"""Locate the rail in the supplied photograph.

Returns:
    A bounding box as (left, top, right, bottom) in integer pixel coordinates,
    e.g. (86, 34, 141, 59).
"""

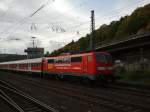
(0, 80, 58, 112)
(11, 76, 150, 112)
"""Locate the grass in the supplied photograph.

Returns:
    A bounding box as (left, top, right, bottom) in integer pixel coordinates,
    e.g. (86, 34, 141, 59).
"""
(115, 67, 150, 85)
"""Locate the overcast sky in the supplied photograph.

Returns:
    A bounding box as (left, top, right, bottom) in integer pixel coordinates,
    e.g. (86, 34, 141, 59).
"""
(0, 0, 149, 54)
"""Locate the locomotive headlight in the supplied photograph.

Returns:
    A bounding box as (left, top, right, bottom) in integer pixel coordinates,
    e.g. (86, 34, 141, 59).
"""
(97, 67, 106, 70)
(108, 67, 113, 70)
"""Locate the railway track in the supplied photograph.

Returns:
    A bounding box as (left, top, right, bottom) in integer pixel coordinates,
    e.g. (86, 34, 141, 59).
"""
(5, 76, 150, 112)
(0, 80, 58, 112)
(15, 75, 150, 99)
(109, 84, 150, 98)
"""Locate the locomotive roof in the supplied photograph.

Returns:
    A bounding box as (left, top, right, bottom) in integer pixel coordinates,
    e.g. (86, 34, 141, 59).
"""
(45, 52, 93, 59)
(46, 51, 109, 59)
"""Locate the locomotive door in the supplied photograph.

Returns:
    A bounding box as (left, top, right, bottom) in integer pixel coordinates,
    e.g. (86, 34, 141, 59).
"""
(83, 57, 88, 73)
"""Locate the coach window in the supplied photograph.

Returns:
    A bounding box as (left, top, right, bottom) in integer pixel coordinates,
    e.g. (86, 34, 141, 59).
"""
(64, 58, 71, 63)
(71, 57, 82, 62)
(38, 63, 41, 67)
(48, 59, 54, 63)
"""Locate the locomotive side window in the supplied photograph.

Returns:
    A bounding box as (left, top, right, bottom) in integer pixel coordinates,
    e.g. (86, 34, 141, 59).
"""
(71, 57, 82, 62)
(55, 58, 64, 63)
(48, 59, 54, 63)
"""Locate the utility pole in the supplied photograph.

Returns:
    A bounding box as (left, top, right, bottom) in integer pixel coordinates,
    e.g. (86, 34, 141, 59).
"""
(90, 10, 95, 51)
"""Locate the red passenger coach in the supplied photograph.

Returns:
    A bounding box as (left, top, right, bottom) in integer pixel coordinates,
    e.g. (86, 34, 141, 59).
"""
(0, 51, 115, 82)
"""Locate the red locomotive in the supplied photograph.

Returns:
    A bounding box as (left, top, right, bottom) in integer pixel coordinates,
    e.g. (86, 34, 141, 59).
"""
(0, 51, 114, 82)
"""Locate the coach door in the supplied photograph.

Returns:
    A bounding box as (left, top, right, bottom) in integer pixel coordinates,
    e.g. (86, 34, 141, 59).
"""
(83, 56, 88, 73)
(28, 63, 31, 71)
(41, 58, 45, 77)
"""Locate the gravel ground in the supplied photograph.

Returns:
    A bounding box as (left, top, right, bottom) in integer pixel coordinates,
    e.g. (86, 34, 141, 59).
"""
(0, 98, 17, 112)
(0, 71, 111, 112)
(0, 71, 150, 112)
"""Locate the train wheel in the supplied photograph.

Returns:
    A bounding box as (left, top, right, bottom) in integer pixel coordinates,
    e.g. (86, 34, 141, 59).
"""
(59, 74, 64, 80)
(55, 74, 59, 80)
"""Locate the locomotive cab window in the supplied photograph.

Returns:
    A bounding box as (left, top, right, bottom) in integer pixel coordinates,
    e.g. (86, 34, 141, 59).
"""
(71, 57, 82, 62)
(96, 53, 112, 63)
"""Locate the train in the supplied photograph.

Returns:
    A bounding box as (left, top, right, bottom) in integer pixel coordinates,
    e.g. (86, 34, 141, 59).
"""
(0, 51, 115, 82)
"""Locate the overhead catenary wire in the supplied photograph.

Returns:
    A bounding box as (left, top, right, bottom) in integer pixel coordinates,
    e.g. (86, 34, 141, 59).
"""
(0, 0, 54, 38)
(0, 0, 143, 36)
(0, 0, 149, 41)
(0, 0, 90, 36)
(29, 4, 46, 17)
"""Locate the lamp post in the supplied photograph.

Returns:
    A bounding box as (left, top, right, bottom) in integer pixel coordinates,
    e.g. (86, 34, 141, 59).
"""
(31, 37, 36, 48)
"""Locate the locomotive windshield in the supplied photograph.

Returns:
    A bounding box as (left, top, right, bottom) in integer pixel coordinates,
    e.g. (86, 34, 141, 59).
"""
(95, 53, 112, 63)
